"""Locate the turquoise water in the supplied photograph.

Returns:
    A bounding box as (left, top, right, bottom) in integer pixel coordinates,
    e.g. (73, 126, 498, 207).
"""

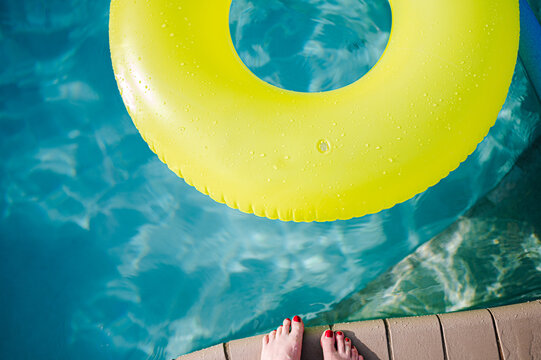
(230, 0, 391, 92)
(1, 0, 540, 359)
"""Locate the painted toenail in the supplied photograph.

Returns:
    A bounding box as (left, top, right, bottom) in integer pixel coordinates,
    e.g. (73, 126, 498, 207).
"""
(345, 338, 350, 342)
(293, 315, 301, 322)
(325, 330, 333, 338)
(285, 318, 291, 322)
(336, 331, 343, 336)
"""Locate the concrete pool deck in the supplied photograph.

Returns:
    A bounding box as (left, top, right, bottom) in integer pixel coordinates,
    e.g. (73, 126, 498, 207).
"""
(176, 300, 541, 360)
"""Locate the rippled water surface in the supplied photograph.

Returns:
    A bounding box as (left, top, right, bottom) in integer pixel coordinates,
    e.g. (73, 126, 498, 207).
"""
(1, 0, 541, 359)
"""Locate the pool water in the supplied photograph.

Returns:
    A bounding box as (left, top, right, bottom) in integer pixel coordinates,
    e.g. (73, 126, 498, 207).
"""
(320, 136, 541, 323)
(230, 0, 391, 92)
(1, 0, 540, 359)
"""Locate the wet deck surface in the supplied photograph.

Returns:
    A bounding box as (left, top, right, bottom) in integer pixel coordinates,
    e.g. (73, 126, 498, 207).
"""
(176, 300, 541, 360)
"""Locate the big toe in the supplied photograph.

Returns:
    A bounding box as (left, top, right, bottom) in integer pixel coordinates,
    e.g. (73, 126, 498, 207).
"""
(320, 329, 336, 356)
(291, 315, 304, 337)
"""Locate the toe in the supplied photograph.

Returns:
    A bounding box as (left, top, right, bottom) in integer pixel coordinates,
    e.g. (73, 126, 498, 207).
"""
(269, 330, 276, 341)
(359, 355, 364, 360)
(344, 337, 351, 356)
(335, 331, 345, 354)
(291, 315, 304, 338)
(320, 329, 336, 356)
(283, 318, 291, 335)
(351, 345, 358, 359)
(277, 325, 283, 336)
(262, 334, 269, 346)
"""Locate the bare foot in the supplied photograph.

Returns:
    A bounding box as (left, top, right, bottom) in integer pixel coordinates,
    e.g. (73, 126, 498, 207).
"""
(261, 316, 304, 360)
(321, 330, 364, 360)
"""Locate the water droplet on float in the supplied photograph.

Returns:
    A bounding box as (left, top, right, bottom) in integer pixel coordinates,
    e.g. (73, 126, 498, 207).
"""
(317, 139, 331, 154)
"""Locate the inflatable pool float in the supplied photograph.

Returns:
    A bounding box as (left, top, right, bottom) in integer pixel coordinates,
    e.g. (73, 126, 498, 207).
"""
(109, 0, 519, 222)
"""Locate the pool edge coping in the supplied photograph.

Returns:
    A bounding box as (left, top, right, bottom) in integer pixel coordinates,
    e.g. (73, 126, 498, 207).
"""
(175, 299, 541, 360)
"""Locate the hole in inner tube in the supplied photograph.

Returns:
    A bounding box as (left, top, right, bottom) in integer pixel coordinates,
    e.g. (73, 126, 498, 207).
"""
(229, 0, 392, 93)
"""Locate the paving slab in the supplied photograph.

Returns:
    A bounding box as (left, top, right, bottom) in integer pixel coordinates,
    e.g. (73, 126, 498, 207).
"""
(300, 325, 329, 360)
(386, 315, 444, 360)
(490, 301, 541, 360)
(175, 344, 226, 360)
(227, 325, 329, 360)
(228, 333, 265, 360)
(439, 309, 499, 360)
(334, 319, 390, 360)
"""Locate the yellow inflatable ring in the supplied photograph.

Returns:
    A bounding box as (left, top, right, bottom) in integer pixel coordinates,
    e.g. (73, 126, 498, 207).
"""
(109, 0, 519, 222)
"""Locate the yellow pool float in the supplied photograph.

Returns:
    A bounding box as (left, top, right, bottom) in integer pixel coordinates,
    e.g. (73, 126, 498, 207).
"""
(109, 0, 519, 222)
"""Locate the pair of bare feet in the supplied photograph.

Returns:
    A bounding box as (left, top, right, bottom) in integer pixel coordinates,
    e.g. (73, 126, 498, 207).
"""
(261, 316, 364, 360)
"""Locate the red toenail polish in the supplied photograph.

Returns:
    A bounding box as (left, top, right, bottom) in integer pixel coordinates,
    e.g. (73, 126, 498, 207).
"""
(285, 318, 291, 322)
(293, 315, 301, 322)
(325, 330, 333, 338)
(345, 338, 350, 342)
(336, 331, 343, 336)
